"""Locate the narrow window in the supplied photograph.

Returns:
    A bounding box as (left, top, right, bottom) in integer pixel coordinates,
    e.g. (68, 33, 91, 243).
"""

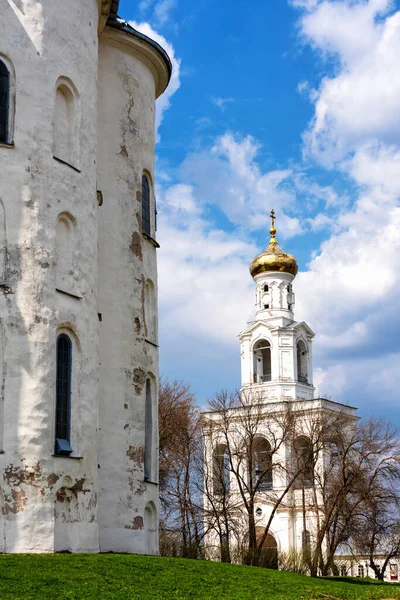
(55, 334, 73, 455)
(213, 444, 230, 495)
(53, 78, 80, 168)
(294, 436, 314, 488)
(302, 529, 311, 551)
(253, 339, 271, 383)
(144, 378, 153, 481)
(142, 175, 151, 237)
(357, 565, 364, 578)
(252, 437, 273, 490)
(297, 340, 308, 384)
(263, 284, 269, 292)
(0, 60, 9, 143)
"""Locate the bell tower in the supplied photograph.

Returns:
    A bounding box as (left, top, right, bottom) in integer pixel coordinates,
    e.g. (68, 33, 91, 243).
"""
(239, 211, 315, 402)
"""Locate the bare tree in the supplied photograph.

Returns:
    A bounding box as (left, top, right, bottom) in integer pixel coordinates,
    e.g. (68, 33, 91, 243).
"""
(159, 378, 204, 558)
(303, 415, 400, 576)
(202, 389, 315, 568)
(349, 420, 400, 580)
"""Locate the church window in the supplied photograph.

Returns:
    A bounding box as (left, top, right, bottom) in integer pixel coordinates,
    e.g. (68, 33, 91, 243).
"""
(253, 339, 271, 383)
(252, 437, 272, 490)
(55, 334, 73, 455)
(144, 378, 154, 481)
(144, 279, 157, 342)
(56, 212, 76, 291)
(297, 340, 308, 384)
(142, 174, 151, 237)
(330, 441, 340, 472)
(294, 436, 314, 488)
(302, 529, 311, 551)
(213, 444, 230, 495)
(263, 284, 269, 292)
(0, 60, 9, 143)
(53, 78, 80, 168)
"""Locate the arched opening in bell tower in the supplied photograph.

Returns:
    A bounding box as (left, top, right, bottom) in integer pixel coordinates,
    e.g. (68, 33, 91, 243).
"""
(253, 339, 271, 383)
(296, 339, 308, 384)
(252, 436, 273, 490)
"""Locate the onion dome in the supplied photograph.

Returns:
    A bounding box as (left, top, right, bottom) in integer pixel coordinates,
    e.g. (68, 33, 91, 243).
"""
(250, 210, 298, 279)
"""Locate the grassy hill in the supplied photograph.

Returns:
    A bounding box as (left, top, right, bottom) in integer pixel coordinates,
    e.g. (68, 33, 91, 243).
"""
(0, 554, 399, 600)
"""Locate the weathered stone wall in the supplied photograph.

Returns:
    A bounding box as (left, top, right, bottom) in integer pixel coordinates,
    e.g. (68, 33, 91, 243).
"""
(0, 0, 100, 552)
(96, 28, 159, 554)
(0, 1, 167, 554)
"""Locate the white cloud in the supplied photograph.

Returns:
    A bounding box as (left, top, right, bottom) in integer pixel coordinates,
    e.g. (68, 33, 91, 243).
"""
(212, 96, 235, 112)
(157, 182, 256, 344)
(297, 1, 400, 164)
(138, 0, 177, 26)
(129, 22, 181, 139)
(154, 0, 177, 25)
(181, 132, 298, 233)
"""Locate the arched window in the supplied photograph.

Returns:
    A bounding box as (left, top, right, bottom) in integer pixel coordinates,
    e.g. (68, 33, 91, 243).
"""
(0, 60, 9, 143)
(55, 334, 73, 455)
(53, 78, 79, 168)
(253, 339, 271, 383)
(144, 378, 153, 481)
(252, 437, 273, 490)
(294, 436, 314, 488)
(56, 212, 76, 291)
(297, 340, 308, 384)
(144, 279, 157, 342)
(213, 444, 230, 495)
(142, 175, 151, 237)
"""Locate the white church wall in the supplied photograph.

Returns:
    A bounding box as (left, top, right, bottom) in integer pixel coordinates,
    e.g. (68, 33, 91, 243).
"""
(96, 27, 161, 554)
(0, 0, 100, 553)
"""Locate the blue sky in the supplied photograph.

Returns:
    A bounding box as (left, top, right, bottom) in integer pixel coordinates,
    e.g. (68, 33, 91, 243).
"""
(119, 0, 400, 423)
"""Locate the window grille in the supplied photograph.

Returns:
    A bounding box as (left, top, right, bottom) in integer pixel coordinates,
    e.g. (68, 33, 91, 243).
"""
(142, 175, 151, 237)
(0, 61, 9, 143)
(55, 334, 72, 455)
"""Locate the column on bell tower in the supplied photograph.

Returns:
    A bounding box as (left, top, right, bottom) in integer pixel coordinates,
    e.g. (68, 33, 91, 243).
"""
(239, 211, 315, 402)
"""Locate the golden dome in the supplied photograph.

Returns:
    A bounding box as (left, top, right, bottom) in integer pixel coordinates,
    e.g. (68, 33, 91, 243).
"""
(250, 210, 298, 279)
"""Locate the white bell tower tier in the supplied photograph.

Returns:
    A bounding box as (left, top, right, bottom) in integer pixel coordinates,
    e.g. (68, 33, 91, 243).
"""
(239, 211, 315, 402)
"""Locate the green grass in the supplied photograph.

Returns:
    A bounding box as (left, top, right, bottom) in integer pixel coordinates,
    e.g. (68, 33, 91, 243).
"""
(0, 554, 399, 600)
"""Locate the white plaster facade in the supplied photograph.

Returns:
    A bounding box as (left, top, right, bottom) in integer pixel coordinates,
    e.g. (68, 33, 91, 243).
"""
(0, 0, 171, 553)
(202, 224, 358, 564)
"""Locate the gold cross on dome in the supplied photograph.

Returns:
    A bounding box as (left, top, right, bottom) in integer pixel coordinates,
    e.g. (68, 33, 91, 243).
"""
(270, 209, 275, 230)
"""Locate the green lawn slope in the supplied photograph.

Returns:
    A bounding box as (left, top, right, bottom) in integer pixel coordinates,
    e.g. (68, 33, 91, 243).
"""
(0, 554, 399, 600)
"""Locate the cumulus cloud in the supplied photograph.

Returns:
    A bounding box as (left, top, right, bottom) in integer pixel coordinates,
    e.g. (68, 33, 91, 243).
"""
(129, 22, 181, 139)
(156, 181, 256, 345)
(149, 0, 400, 413)
(296, 0, 400, 164)
(181, 132, 298, 233)
(138, 0, 177, 26)
(289, 0, 400, 412)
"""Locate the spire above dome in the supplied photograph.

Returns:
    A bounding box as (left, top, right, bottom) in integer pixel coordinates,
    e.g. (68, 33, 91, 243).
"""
(249, 210, 298, 279)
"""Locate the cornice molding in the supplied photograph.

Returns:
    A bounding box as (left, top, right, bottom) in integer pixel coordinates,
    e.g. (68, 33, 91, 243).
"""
(100, 26, 171, 98)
